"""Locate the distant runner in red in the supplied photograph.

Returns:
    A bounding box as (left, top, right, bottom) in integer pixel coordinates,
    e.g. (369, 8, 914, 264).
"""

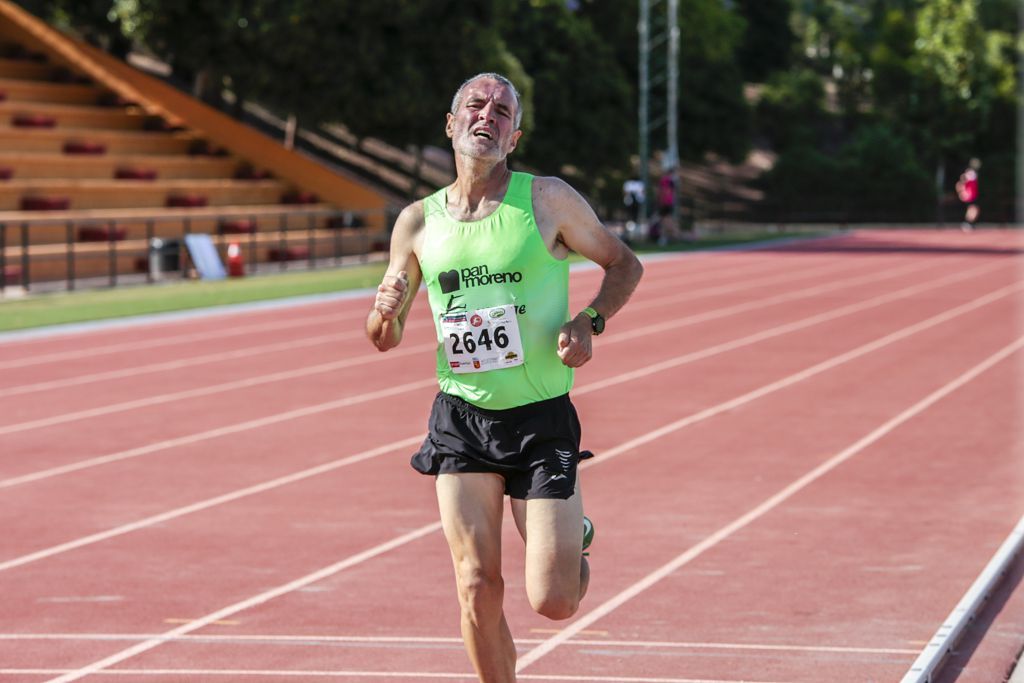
(956, 158, 981, 231)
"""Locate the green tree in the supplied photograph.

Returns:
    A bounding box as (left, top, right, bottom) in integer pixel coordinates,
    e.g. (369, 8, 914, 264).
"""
(755, 68, 828, 150)
(497, 0, 633, 196)
(759, 124, 935, 222)
(734, 0, 796, 82)
(580, 0, 752, 164)
(780, 0, 1018, 220)
(15, 0, 131, 56)
(126, 0, 530, 195)
(677, 0, 750, 162)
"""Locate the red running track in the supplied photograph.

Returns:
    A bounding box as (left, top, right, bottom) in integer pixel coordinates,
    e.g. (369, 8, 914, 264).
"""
(0, 229, 1021, 682)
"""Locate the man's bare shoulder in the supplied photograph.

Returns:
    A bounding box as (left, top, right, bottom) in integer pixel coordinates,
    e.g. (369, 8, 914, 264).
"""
(395, 200, 426, 232)
(532, 175, 599, 225)
(532, 175, 579, 204)
(391, 200, 427, 252)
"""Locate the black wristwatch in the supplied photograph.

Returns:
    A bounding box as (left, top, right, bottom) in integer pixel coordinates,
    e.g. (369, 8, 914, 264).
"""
(582, 307, 605, 335)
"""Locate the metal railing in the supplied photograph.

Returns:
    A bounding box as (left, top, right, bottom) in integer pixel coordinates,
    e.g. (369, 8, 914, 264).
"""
(0, 206, 393, 294)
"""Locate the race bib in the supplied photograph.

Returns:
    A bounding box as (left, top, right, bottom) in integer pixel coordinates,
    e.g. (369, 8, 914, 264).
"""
(441, 304, 524, 374)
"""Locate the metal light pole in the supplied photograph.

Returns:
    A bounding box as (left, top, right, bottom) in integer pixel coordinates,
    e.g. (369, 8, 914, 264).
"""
(638, 0, 650, 230)
(638, 0, 680, 236)
(667, 0, 680, 230)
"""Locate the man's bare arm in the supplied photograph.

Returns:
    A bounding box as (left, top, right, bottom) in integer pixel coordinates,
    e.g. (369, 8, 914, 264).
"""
(534, 177, 643, 367)
(366, 202, 424, 352)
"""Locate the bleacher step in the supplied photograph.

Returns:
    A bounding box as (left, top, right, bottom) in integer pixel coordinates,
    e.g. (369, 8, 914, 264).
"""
(0, 178, 290, 210)
(0, 152, 240, 179)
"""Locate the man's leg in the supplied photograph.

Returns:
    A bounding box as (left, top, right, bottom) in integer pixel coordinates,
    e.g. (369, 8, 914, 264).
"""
(436, 472, 517, 682)
(510, 484, 589, 620)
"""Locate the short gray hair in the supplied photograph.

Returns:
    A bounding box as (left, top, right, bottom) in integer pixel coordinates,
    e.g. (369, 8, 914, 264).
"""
(450, 72, 523, 129)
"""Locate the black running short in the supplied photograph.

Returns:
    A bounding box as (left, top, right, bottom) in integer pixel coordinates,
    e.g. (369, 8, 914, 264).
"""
(410, 392, 593, 500)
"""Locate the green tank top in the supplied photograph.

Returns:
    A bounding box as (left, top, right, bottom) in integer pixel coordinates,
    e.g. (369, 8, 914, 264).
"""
(419, 172, 573, 409)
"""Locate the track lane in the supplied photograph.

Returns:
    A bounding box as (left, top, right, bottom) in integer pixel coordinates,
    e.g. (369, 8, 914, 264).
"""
(518, 331, 1022, 681)
(0, 252, 989, 474)
(0, 251, 886, 417)
(1, 230, 1019, 680)
(75, 274, 1019, 679)
(0, 237, 1015, 675)
(0, 257, 1013, 562)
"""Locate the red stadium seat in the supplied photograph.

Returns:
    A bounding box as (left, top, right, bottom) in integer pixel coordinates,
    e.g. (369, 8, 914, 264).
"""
(20, 196, 71, 211)
(165, 193, 208, 208)
(234, 165, 273, 180)
(3, 264, 22, 284)
(77, 224, 126, 242)
(114, 167, 158, 180)
(12, 113, 56, 128)
(63, 140, 107, 155)
(281, 190, 318, 205)
(219, 218, 257, 234)
(267, 246, 309, 262)
(96, 92, 136, 108)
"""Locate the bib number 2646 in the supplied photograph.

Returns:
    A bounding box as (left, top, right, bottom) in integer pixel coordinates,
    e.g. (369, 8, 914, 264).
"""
(441, 304, 524, 374)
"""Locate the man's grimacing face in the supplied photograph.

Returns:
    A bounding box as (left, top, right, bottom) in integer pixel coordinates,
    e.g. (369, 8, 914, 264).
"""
(446, 77, 522, 161)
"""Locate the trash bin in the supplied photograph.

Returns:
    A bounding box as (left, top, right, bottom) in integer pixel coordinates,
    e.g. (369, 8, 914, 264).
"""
(149, 238, 181, 280)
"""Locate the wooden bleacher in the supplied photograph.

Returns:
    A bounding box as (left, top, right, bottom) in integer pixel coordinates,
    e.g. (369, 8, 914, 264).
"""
(0, 0, 393, 290)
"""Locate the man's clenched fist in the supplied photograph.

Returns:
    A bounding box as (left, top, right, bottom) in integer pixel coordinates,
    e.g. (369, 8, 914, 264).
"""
(375, 271, 409, 320)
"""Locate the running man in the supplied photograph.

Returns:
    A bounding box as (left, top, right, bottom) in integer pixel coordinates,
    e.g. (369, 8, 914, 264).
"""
(366, 72, 643, 681)
(956, 158, 981, 231)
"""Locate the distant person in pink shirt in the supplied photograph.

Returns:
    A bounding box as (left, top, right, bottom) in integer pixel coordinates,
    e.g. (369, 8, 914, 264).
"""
(956, 158, 981, 231)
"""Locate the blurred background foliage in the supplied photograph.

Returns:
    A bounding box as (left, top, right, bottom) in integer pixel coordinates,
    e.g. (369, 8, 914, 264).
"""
(16, 0, 1020, 223)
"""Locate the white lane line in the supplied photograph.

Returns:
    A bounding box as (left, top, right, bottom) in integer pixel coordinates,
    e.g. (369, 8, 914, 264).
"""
(0, 311, 346, 370)
(0, 256, 951, 434)
(622, 254, 919, 315)
(0, 329, 357, 398)
(32, 283, 1021, 679)
(0, 435, 426, 572)
(0, 632, 918, 654)
(0, 260, 1006, 490)
(901, 512, 1024, 683)
(0, 256, 858, 398)
(516, 334, 1024, 673)
(15, 671, 788, 683)
(0, 342, 433, 437)
(578, 261, 1012, 393)
(0, 377, 436, 490)
(40, 522, 446, 683)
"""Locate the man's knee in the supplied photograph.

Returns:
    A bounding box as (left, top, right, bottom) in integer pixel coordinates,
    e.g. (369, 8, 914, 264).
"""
(456, 564, 505, 625)
(530, 589, 580, 621)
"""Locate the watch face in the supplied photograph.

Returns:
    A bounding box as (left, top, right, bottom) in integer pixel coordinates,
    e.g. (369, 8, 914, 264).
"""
(592, 315, 605, 335)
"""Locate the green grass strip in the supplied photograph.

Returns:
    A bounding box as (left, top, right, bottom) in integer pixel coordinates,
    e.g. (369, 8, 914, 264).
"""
(0, 231, 819, 333)
(0, 263, 388, 332)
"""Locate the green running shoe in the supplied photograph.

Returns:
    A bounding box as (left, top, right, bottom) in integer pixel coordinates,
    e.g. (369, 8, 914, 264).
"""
(582, 515, 594, 556)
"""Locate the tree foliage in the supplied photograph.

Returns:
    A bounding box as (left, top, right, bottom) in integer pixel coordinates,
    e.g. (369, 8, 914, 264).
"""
(496, 0, 632, 191)
(733, 0, 796, 82)
(770, 0, 1018, 220)
(16, 0, 1017, 221)
(759, 125, 936, 222)
(677, 0, 751, 162)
